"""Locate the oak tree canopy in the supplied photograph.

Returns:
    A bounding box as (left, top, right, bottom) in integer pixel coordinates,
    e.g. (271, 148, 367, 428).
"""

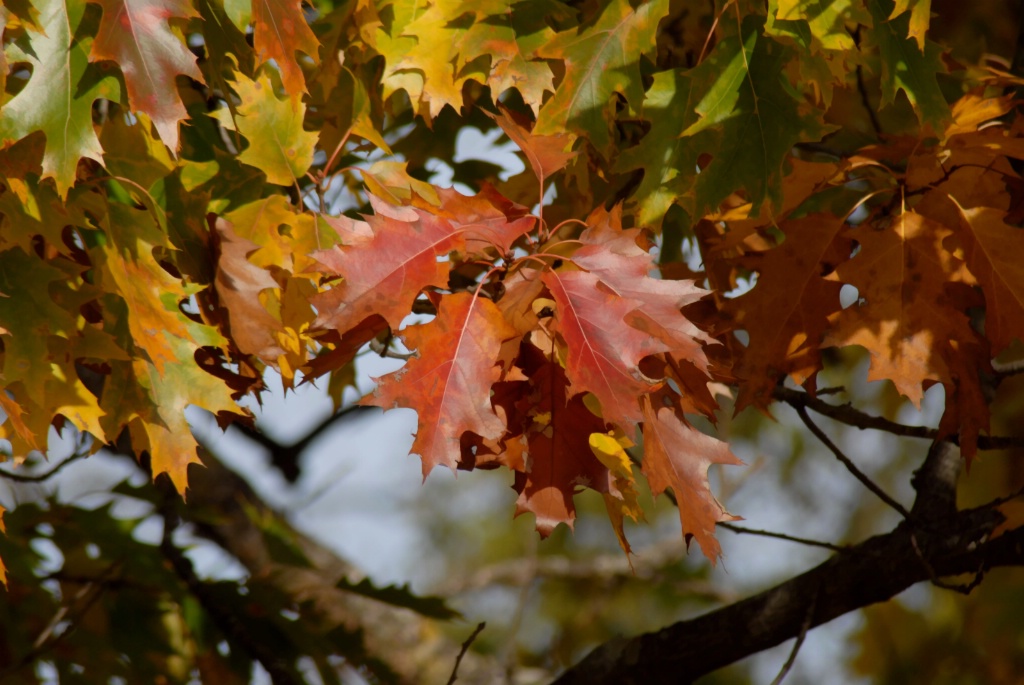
(2, 0, 1024, 682)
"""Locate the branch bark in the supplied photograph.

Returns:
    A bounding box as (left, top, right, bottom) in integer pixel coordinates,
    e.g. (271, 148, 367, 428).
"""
(552, 506, 1016, 684)
(552, 438, 1012, 685)
(176, 447, 503, 684)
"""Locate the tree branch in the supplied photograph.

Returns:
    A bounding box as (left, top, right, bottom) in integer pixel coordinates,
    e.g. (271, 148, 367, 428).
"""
(794, 405, 911, 518)
(775, 387, 1024, 451)
(157, 483, 303, 685)
(230, 404, 372, 482)
(171, 446, 502, 684)
(551, 503, 1014, 684)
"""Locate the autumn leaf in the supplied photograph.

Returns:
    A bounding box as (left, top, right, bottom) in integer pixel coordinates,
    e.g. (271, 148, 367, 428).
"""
(213, 217, 286, 362)
(640, 397, 743, 562)
(430, 184, 536, 255)
(88, 0, 204, 150)
(252, 0, 320, 97)
(364, 293, 517, 475)
(489, 107, 577, 188)
(571, 205, 714, 369)
(0, 0, 120, 197)
(534, 0, 669, 155)
(456, 0, 561, 113)
(889, 0, 931, 51)
(217, 71, 319, 187)
(589, 430, 644, 555)
(514, 358, 610, 535)
(825, 209, 977, 407)
(727, 213, 851, 409)
(542, 267, 663, 430)
(391, 0, 478, 118)
(952, 204, 1024, 353)
(311, 200, 462, 334)
(0, 249, 107, 452)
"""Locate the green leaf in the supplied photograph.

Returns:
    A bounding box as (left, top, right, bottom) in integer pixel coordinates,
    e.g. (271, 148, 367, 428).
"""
(690, 17, 830, 214)
(615, 68, 706, 229)
(534, 0, 670, 155)
(866, 0, 949, 129)
(0, 0, 120, 197)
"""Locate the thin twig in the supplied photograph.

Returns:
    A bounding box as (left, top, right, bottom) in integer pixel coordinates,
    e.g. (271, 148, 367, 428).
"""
(769, 584, 818, 685)
(775, 386, 1024, 451)
(718, 523, 851, 553)
(856, 64, 883, 136)
(794, 405, 912, 518)
(0, 567, 113, 679)
(447, 622, 486, 685)
(0, 451, 88, 483)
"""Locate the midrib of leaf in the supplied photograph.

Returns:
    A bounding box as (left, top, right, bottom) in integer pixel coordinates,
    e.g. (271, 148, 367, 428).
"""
(268, 118, 298, 185)
(119, 2, 158, 92)
(257, 0, 286, 53)
(547, 271, 618, 392)
(433, 295, 479, 454)
(735, 7, 769, 206)
(561, 9, 636, 124)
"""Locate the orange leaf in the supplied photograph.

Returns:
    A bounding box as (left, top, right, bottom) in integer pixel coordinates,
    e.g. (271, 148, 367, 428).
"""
(364, 293, 518, 476)
(252, 0, 320, 98)
(488, 107, 577, 186)
(312, 200, 462, 334)
(641, 397, 743, 563)
(542, 268, 662, 430)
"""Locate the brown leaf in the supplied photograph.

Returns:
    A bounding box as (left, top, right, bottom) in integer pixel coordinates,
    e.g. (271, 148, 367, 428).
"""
(952, 204, 1024, 353)
(514, 360, 609, 536)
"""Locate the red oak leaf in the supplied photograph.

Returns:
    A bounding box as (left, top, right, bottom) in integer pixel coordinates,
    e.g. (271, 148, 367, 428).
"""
(514, 359, 610, 535)
(252, 0, 320, 98)
(542, 268, 663, 430)
(641, 396, 743, 563)
(429, 184, 536, 255)
(572, 205, 714, 370)
(312, 201, 462, 334)
(213, 217, 284, 362)
(488, 107, 577, 186)
(89, 0, 204, 150)
(363, 293, 518, 476)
